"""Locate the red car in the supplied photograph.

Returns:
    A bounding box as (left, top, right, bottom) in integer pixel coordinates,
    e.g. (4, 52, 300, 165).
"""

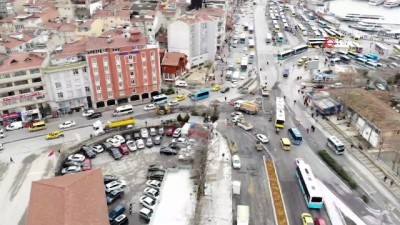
(166, 127, 176, 136)
(119, 144, 130, 155)
(82, 159, 91, 171)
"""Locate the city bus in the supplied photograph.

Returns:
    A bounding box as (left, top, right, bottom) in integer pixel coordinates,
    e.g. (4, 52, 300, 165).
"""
(277, 49, 294, 60)
(274, 25, 280, 33)
(296, 162, 324, 209)
(191, 89, 209, 101)
(393, 44, 400, 53)
(364, 53, 378, 61)
(248, 39, 255, 50)
(324, 29, 336, 38)
(28, 121, 46, 132)
(347, 51, 360, 59)
(355, 57, 368, 66)
(152, 94, 168, 105)
(354, 34, 361, 43)
(352, 42, 363, 53)
(293, 44, 308, 55)
(276, 32, 284, 43)
(297, 24, 306, 32)
(307, 41, 325, 48)
(275, 97, 285, 128)
(288, 127, 303, 145)
(340, 55, 351, 64)
(330, 29, 344, 39)
(318, 29, 328, 39)
(289, 6, 296, 17)
(365, 61, 378, 69)
(327, 136, 345, 154)
(240, 56, 248, 72)
(240, 33, 246, 44)
(317, 20, 327, 28)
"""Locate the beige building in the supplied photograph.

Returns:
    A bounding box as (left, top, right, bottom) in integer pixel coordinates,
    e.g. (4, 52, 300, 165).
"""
(75, 19, 104, 38)
(93, 9, 131, 31)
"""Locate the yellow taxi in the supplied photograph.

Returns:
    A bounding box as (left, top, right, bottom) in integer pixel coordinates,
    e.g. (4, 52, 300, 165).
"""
(280, 138, 291, 151)
(301, 213, 314, 225)
(174, 94, 186, 101)
(46, 130, 64, 140)
(236, 59, 241, 64)
(211, 84, 222, 91)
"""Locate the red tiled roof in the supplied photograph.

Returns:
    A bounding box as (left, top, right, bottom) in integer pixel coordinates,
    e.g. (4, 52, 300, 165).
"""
(94, 9, 131, 18)
(85, 35, 148, 51)
(0, 15, 15, 23)
(26, 169, 109, 225)
(162, 52, 186, 66)
(0, 52, 44, 72)
(52, 39, 88, 59)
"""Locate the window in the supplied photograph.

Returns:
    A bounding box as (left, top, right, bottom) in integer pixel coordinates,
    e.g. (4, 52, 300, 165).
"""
(82, 67, 87, 72)
(143, 69, 147, 75)
(141, 53, 146, 61)
(144, 77, 148, 84)
(97, 94, 102, 100)
(128, 55, 133, 59)
(129, 64, 134, 69)
(76, 89, 83, 96)
(132, 88, 136, 93)
(95, 76, 100, 82)
(103, 57, 108, 64)
(151, 59, 155, 65)
(104, 66, 109, 72)
(108, 92, 113, 98)
(119, 90, 125, 96)
(118, 73, 122, 78)
(96, 85, 101, 91)
(130, 79, 135, 85)
(57, 92, 63, 98)
(30, 69, 40, 74)
(117, 65, 121, 70)
(32, 77, 41, 83)
(116, 55, 120, 61)
(119, 82, 123, 87)
(152, 69, 156, 75)
(151, 51, 155, 57)
(73, 69, 79, 75)
(85, 87, 90, 92)
(107, 83, 111, 88)
(0, 73, 11, 79)
(67, 91, 73, 98)
(75, 78, 81, 85)
(91, 58, 97, 65)
(130, 71, 135, 77)
(55, 82, 61, 88)
(106, 75, 110, 80)
(14, 71, 27, 77)
(93, 68, 98, 73)
(66, 81, 71, 88)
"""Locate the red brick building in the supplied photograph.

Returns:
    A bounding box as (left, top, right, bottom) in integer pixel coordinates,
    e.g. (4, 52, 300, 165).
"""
(86, 29, 161, 108)
(161, 52, 188, 82)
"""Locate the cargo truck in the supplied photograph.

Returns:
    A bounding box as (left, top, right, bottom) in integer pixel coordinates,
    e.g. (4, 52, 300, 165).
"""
(92, 117, 135, 136)
(234, 100, 259, 114)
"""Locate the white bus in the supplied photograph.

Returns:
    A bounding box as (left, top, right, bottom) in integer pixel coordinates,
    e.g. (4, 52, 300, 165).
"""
(113, 105, 134, 117)
(275, 97, 285, 128)
(152, 94, 168, 105)
(295, 162, 324, 209)
(327, 136, 345, 154)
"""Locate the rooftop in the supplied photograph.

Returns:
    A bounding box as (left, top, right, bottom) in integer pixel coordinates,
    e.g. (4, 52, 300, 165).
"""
(26, 169, 109, 225)
(190, 7, 225, 17)
(329, 88, 400, 131)
(130, 2, 158, 11)
(162, 52, 186, 66)
(93, 9, 131, 18)
(177, 14, 217, 25)
(0, 52, 45, 73)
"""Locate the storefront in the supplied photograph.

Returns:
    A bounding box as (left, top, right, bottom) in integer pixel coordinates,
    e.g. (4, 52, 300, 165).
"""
(1, 112, 22, 126)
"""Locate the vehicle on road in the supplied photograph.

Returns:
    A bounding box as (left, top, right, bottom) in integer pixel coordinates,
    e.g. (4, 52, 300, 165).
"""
(280, 138, 291, 151)
(107, 138, 121, 147)
(59, 120, 76, 129)
(93, 117, 135, 136)
(175, 80, 188, 87)
(6, 121, 23, 131)
(152, 94, 168, 105)
(61, 165, 82, 175)
(211, 84, 222, 91)
(174, 94, 186, 101)
(237, 120, 253, 131)
(234, 100, 259, 114)
(295, 158, 305, 166)
(301, 213, 314, 225)
(232, 155, 241, 169)
(28, 121, 46, 132)
(221, 86, 230, 93)
(256, 134, 269, 143)
(231, 81, 239, 88)
(67, 153, 85, 162)
(237, 205, 249, 225)
(126, 140, 137, 151)
(288, 127, 303, 145)
(326, 136, 345, 155)
(106, 188, 124, 205)
(82, 110, 95, 117)
(113, 105, 134, 117)
(144, 104, 156, 111)
(168, 100, 179, 107)
(296, 163, 324, 209)
(87, 112, 102, 120)
(191, 89, 210, 101)
(46, 130, 64, 140)
(255, 141, 263, 151)
(105, 180, 127, 192)
(314, 217, 326, 225)
(156, 105, 173, 115)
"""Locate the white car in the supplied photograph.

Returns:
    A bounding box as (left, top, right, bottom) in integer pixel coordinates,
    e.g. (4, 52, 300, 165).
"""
(61, 165, 82, 175)
(231, 82, 239, 88)
(146, 180, 162, 189)
(105, 180, 127, 192)
(126, 140, 137, 152)
(59, 120, 76, 129)
(232, 155, 241, 169)
(136, 139, 145, 149)
(90, 144, 104, 153)
(67, 154, 85, 162)
(144, 187, 160, 199)
(82, 110, 94, 117)
(231, 112, 243, 117)
(140, 196, 157, 209)
(114, 135, 125, 144)
(139, 207, 153, 222)
(106, 138, 121, 147)
(240, 73, 246, 80)
(256, 134, 269, 143)
(141, 128, 149, 139)
(168, 100, 179, 107)
(295, 158, 305, 166)
(376, 83, 385, 91)
(144, 104, 156, 111)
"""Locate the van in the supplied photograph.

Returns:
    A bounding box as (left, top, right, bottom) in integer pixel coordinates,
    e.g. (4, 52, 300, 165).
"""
(113, 105, 134, 117)
(28, 121, 46, 132)
(6, 121, 23, 131)
(330, 58, 341, 66)
(175, 80, 188, 87)
(109, 205, 126, 221)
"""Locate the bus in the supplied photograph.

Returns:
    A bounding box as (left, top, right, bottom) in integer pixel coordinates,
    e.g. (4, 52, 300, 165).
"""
(365, 61, 378, 69)
(296, 162, 324, 209)
(327, 136, 345, 154)
(276, 32, 284, 43)
(191, 89, 209, 101)
(354, 34, 361, 43)
(28, 121, 46, 132)
(265, 33, 272, 43)
(151, 94, 168, 105)
(248, 39, 255, 50)
(297, 24, 306, 32)
(293, 45, 308, 55)
(355, 57, 368, 66)
(275, 97, 285, 128)
(274, 25, 280, 33)
(240, 33, 246, 44)
(249, 25, 254, 34)
(289, 6, 296, 17)
(340, 55, 351, 64)
(347, 51, 360, 59)
(393, 44, 400, 53)
(330, 29, 344, 39)
(288, 127, 303, 145)
(324, 29, 336, 38)
(352, 42, 363, 53)
(240, 56, 248, 72)
(307, 41, 325, 48)
(364, 53, 378, 61)
(277, 49, 294, 60)
(317, 20, 327, 28)
(318, 29, 328, 39)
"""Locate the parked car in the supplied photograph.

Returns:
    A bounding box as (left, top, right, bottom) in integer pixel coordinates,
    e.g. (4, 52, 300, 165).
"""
(146, 180, 162, 189)
(149, 128, 157, 136)
(119, 144, 130, 155)
(87, 112, 102, 120)
(59, 120, 76, 129)
(126, 140, 137, 152)
(256, 133, 269, 143)
(168, 143, 181, 151)
(166, 127, 175, 136)
(140, 196, 157, 209)
(144, 187, 160, 199)
(124, 133, 133, 141)
(106, 188, 124, 205)
(232, 155, 241, 169)
(141, 128, 149, 138)
(153, 136, 162, 145)
(109, 148, 123, 160)
(90, 144, 104, 153)
(111, 214, 128, 225)
(80, 145, 96, 159)
(139, 207, 153, 222)
(114, 135, 126, 144)
(147, 171, 165, 181)
(136, 139, 145, 149)
(160, 147, 178, 155)
(105, 180, 127, 192)
(67, 153, 85, 162)
(134, 132, 141, 140)
(61, 166, 82, 175)
(376, 83, 386, 91)
(158, 127, 165, 136)
(104, 175, 118, 184)
(107, 138, 121, 147)
(145, 138, 153, 148)
(148, 165, 165, 173)
(82, 110, 94, 117)
(172, 128, 182, 138)
(82, 158, 92, 171)
(109, 204, 125, 221)
(64, 161, 82, 167)
(101, 142, 113, 151)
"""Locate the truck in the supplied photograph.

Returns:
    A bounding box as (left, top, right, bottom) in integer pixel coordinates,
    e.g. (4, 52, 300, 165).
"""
(237, 205, 249, 225)
(234, 100, 259, 114)
(261, 83, 269, 97)
(156, 105, 173, 115)
(237, 120, 253, 131)
(92, 117, 135, 136)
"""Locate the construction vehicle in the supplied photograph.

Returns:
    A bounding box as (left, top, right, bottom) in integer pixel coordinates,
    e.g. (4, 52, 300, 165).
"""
(92, 117, 135, 136)
(261, 83, 269, 97)
(156, 105, 173, 115)
(234, 100, 259, 114)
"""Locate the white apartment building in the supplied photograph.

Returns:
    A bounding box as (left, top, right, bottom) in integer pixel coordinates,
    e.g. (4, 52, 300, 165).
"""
(0, 52, 48, 124)
(42, 41, 91, 113)
(168, 14, 217, 68)
(191, 8, 226, 50)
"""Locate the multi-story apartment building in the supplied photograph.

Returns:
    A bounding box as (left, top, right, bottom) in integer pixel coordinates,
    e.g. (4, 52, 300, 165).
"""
(0, 52, 48, 125)
(42, 40, 92, 113)
(191, 8, 226, 50)
(168, 14, 217, 68)
(93, 9, 131, 31)
(86, 29, 161, 108)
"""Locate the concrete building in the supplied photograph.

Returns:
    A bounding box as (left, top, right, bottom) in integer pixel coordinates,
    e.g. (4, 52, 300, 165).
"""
(93, 9, 131, 31)
(168, 14, 217, 68)
(0, 52, 48, 124)
(75, 19, 104, 38)
(42, 40, 91, 113)
(86, 29, 161, 108)
(161, 51, 188, 81)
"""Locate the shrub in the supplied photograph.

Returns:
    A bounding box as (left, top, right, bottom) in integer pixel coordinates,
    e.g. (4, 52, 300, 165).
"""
(361, 194, 369, 203)
(318, 150, 358, 189)
(177, 114, 183, 122)
(183, 113, 190, 123)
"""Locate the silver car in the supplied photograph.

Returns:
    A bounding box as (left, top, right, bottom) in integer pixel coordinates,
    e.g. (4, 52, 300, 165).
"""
(136, 139, 145, 149)
(146, 138, 153, 148)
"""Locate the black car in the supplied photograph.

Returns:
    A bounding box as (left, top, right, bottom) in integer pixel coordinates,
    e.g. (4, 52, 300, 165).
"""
(168, 142, 181, 151)
(313, 84, 325, 89)
(101, 142, 113, 151)
(106, 188, 124, 205)
(110, 147, 123, 160)
(64, 160, 82, 167)
(104, 174, 118, 184)
(124, 133, 133, 141)
(147, 165, 165, 173)
(87, 112, 102, 120)
(160, 147, 178, 155)
(220, 87, 230, 93)
(133, 132, 141, 140)
(81, 145, 96, 158)
(147, 171, 165, 181)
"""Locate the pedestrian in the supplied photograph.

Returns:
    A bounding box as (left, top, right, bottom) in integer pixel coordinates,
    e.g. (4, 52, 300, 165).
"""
(145, 121, 148, 126)
(298, 89, 300, 94)
(311, 113, 314, 118)
(58, 149, 61, 154)
(311, 125, 315, 132)
(384, 176, 387, 182)
(224, 96, 227, 101)
(350, 144, 354, 149)
(306, 128, 309, 133)
(90, 134, 93, 139)
(390, 180, 394, 186)
(10, 157, 14, 163)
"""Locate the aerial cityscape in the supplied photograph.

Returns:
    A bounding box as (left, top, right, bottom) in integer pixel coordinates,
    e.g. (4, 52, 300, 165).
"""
(0, 0, 399, 224)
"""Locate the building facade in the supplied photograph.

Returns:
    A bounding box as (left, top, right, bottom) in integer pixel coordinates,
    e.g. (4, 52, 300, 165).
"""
(0, 52, 48, 124)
